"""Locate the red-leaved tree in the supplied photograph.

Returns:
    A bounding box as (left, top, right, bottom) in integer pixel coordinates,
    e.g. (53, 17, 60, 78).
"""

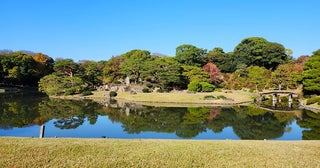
(203, 62, 222, 84)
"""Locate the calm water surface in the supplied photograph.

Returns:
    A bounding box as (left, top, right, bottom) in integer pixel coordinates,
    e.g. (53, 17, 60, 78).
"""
(0, 93, 319, 140)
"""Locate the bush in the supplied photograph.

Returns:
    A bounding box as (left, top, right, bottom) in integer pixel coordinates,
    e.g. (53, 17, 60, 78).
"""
(64, 88, 76, 96)
(306, 97, 320, 105)
(200, 82, 215, 92)
(204, 95, 216, 100)
(146, 84, 154, 89)
(217, 95, 227, 99)
(81, 90, 93, 96)
(109, 91, 117, 97)
(142, 88, 150, 93)
(188, 81, 202, 92)
(215, 88, 222, 92)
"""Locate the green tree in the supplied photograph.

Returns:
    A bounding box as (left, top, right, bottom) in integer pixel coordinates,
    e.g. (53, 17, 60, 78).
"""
(103, 56, 123, 83)
(302, 49, 320, 95)
(271, 64, 301, 90)
(247, 66, 271, 91)
(80, 60, 103, 89)
(182, 65, 210, 83)
(234, 37, 288, 70)
(120, 50, 153, 84)
(175, 44, 207, 67)
(54, 59, 82, 77)
(142, 57, 184, 90)
(205, 48, 236, 72)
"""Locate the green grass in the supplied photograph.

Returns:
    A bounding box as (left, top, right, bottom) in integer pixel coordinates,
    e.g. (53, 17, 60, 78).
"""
(115, 90, 254, 106)
(0, 138, 319, 167)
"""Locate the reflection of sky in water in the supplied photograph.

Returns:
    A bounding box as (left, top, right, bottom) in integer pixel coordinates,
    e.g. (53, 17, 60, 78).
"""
(274, 120, 305, 140)
(0, 116, 304, 140)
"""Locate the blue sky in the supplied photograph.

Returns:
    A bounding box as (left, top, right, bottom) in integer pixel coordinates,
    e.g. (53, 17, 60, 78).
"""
(1, 0, 319, 61)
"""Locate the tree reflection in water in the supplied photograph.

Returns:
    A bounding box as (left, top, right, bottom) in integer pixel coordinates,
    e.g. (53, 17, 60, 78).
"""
(297, 109, 320, 140)
(106, 105, 300, 139)
(1, 94, 320, 140)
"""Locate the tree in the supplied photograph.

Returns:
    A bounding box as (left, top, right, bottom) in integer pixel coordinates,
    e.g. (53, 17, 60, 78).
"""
(234, 37, 288, 70)
(80, 60, 103, 89)
(141, 57, 184, 90)
(302, 49, 320, 95)
(103, 56, 123, 83)
(205, 48, 236, 72)
(182, 65, 210, 83)
(203, 62, 222, 85)
(262, 42, 288, 69)
(120, 50, 153, 84)
(270, 64, 301, 90)
(32, 53, 54, 78)
(1, 52, 36, 86)
(247, 66, 271, 91)
(38, 74, 86, 96)
(53, 59, 82, 77)
(175, 44, 207, 67)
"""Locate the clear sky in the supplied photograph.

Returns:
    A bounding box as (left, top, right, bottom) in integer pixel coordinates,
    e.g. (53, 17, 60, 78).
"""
(1, 0, 319, 61)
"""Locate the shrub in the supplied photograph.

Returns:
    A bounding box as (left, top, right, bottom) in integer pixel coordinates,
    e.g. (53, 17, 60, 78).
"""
(81, 90, 93, 96)
(142, 88, 150, 93)
(146, 84, 154, 89)
(188, 81, 202, 92)
(306, 97, 320, 105)
(156, 88, 166, 93)
(215, 88, 222, 92)
(217, 95, 227, 99)
(204, 95, 216, 100)
(200, 82, 215, 92)
(64, 88, 76, 96)
(109, 91, 117, 97)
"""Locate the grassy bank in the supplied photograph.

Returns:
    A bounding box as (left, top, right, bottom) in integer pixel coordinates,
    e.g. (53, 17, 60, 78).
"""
(1, 138, 319, 167)
(114, 90, 254, 106)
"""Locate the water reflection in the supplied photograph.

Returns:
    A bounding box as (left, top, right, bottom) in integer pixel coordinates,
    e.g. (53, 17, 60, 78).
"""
(106, 105, 297, 139)
(0, 93, 319, 140)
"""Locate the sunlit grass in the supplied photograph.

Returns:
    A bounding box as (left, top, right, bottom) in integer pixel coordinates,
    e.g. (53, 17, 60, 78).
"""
(1, 138, 319, 167)
(116, 90, 254, 106)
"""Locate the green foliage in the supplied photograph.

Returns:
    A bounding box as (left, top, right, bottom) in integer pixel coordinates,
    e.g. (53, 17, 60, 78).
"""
(217, 95, 227, 99)
(120, 50, 153, 84)
(187, 81, 215, 92)
(142, 88, 150, 93)
(306, 97, 320, 105)
(187, 81, 202, 92)
(302, 49, 320, 95)
(38, 74, 85, 96)
(142, 57, 184, 90)
(81, 90, 93, 96)
(54, 58, 82, 77)
(109, 91, 117, 97)
(200, 82, 215, 92)
(182, 65, 210, 83)
(64, 88, 77, 96)
(205, 48, 236, 72)
(247, 66, 271, 91)
(0, 51, 54, 86)
(233, 37, 288, 70)
(204, 95, 216, 99)
(175, 44, 207, 67)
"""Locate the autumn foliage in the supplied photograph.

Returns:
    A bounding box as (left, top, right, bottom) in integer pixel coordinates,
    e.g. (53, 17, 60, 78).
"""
(203, 62, 222, 84)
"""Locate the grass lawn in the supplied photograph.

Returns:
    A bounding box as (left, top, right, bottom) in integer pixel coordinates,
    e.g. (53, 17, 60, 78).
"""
(0, 138, 319, 167)
(114, 90, 254, 106)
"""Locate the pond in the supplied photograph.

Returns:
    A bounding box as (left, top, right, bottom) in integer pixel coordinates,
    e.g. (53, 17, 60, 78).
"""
(0, 92, 319, 140)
